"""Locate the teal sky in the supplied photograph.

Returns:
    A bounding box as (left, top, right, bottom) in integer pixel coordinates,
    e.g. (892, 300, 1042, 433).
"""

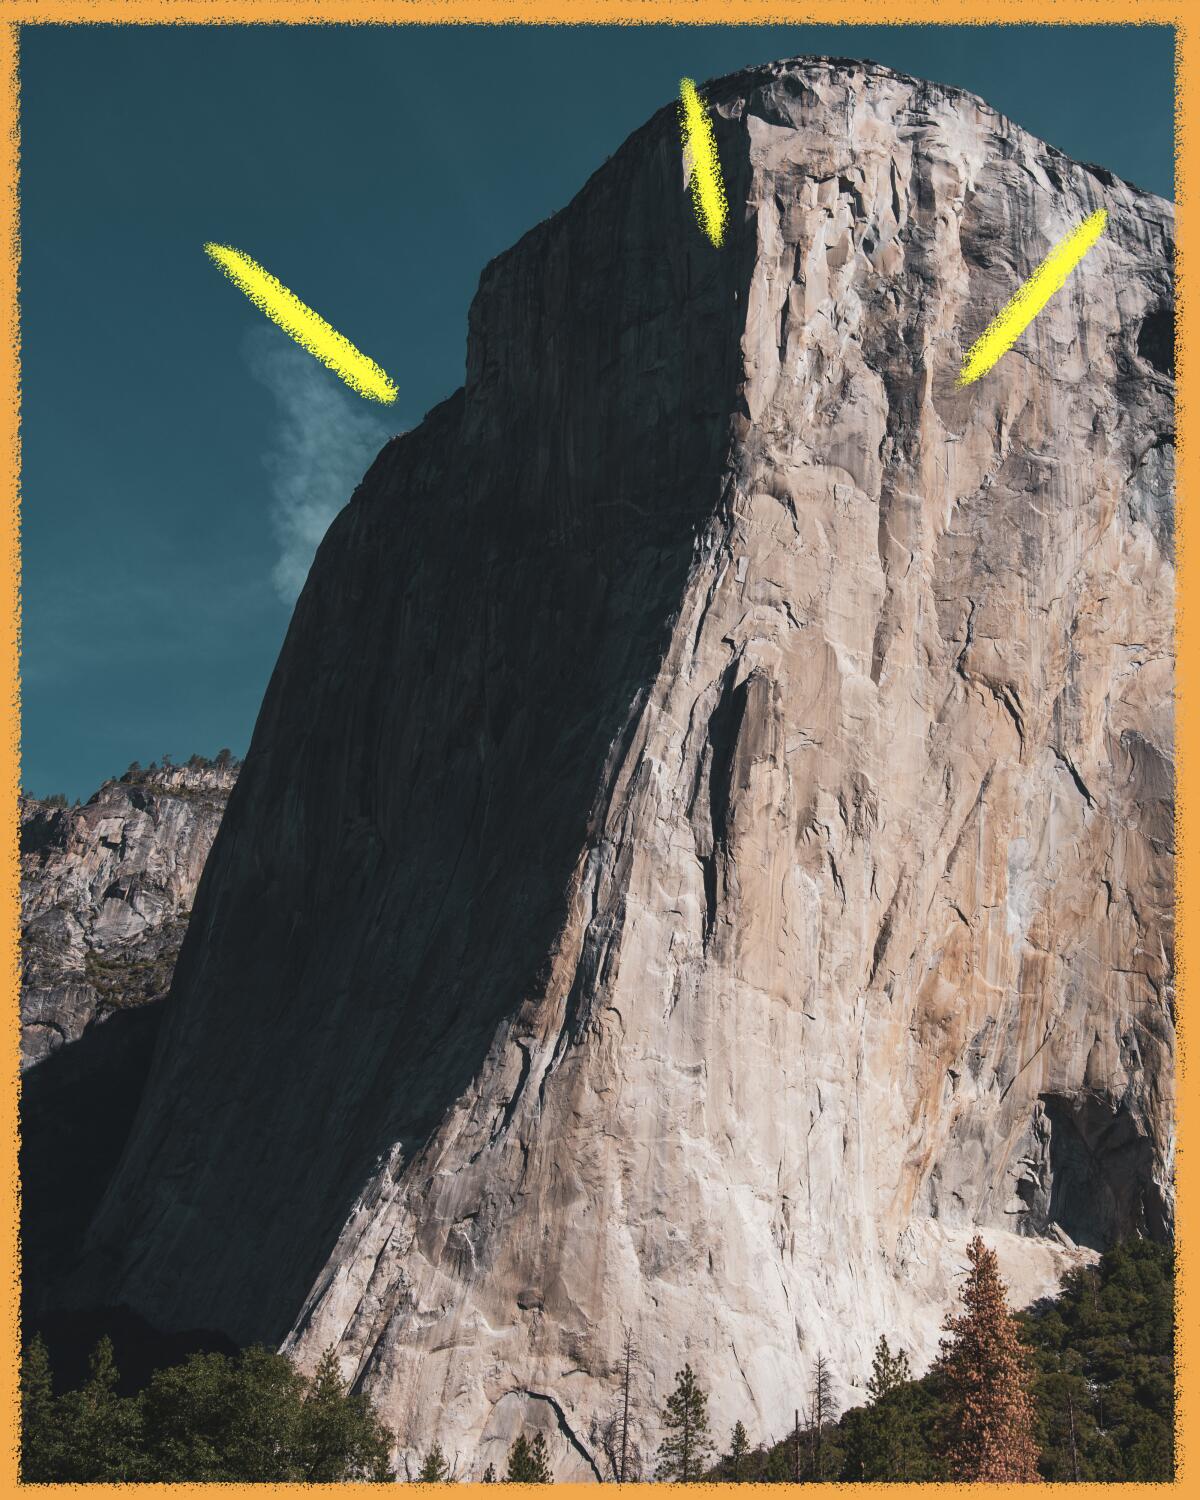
(19, 23, 1175, 801)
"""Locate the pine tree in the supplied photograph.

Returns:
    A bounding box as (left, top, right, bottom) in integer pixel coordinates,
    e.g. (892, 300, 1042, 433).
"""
(764, 1442, 792, 1482)
(505, 1435, 529, 1481)
(56, 1336, 144, 1482)
(295, 1347, 394, 1481)
(482, 1461, 497, 1481)
(223, 1346, 309, 1480)
(726, 1420, 750, 1480)
(1066, 1387, 1080, 1482)
(1018, 1238, 1174, 1480)
(808, 1353, 836, 1480)
(866, 1336, 912, 1402)
(528, 1432, 552, 1482)
(20, 1336, 397, 1483)
(506, 1431, 552, 1482)
(20, 1334, 60, 1481)
(140, 1347, 297, 1481)
(843, 1336, 928, 1480)
(655, 1364, 713, 1481)
(935, 1234, 1041, 1481)
(590, 1326, 644, 1481)
(617, 1325, 639, 1482)
(418, 1441, 450, 1481)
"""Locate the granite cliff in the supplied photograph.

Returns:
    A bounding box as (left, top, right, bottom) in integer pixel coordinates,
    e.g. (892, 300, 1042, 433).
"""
(20, 758, 238, 1315)
(20, 758, 239, 1067)
(65, 58, 1174, 1479)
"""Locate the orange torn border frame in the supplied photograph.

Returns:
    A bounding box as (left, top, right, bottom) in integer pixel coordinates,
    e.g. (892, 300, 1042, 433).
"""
(0, 2, 1192, 1496)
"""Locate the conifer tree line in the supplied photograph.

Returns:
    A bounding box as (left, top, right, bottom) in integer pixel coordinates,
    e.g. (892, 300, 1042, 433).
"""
(20, 1340, 394, 1483)
(22, 1236, 1173, 1483)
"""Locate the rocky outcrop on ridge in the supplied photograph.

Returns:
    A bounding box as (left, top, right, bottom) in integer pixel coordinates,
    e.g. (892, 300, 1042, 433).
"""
(20, 758, 238, 1067)
(20, 757, 239, 1318)
(67, 57, 1174, 1480)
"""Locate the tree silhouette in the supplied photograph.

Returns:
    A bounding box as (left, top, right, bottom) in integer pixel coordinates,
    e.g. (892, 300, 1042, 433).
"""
(617, 1326, 640, 1481)
(20, 1334, 62, 1480)
(590, 1325, 644, 1481)
(808, 1352, 836, 1479)
(20, 1337, 394, 1483)
(54, 1336, 143, 1482)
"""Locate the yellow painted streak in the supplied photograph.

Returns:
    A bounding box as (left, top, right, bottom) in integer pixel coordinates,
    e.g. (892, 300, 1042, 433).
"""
(679, 78, 728, 248)
(204, 243, 398, 404)
(958, 208, 1108, 386)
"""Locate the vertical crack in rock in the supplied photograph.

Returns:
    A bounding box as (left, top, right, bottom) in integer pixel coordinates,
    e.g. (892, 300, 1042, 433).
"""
(702, 664, 751, 946)
(512, 1390, 604, 1482)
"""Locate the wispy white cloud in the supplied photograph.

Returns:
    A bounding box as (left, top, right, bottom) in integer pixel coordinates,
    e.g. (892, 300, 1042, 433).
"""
(244, 326, 398, 603)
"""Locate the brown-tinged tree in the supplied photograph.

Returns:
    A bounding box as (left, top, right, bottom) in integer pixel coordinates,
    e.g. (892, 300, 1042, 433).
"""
(935, 1234, 1041, 1481)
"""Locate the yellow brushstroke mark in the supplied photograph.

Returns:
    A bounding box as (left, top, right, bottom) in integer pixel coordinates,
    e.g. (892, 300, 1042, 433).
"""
(958, 208, 1108, 386)
(679, 78, 728, 248)
(204, 243, 398, 404)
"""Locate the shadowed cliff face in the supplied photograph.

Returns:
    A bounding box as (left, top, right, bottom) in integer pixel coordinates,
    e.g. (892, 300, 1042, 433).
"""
(20, 763, 239, 1317)
(72, 92, 758, 1349)
(69, 57, 1172, 1480)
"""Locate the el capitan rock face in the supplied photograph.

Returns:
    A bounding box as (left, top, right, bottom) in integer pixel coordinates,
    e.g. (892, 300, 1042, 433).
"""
(70, 58, 1173, 1479)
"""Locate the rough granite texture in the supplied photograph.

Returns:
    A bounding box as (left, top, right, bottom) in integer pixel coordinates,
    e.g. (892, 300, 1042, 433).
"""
(21, 760, 239, 1308)
(20, 761, 239, 1069)
(71, 59, 1174, 1479)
